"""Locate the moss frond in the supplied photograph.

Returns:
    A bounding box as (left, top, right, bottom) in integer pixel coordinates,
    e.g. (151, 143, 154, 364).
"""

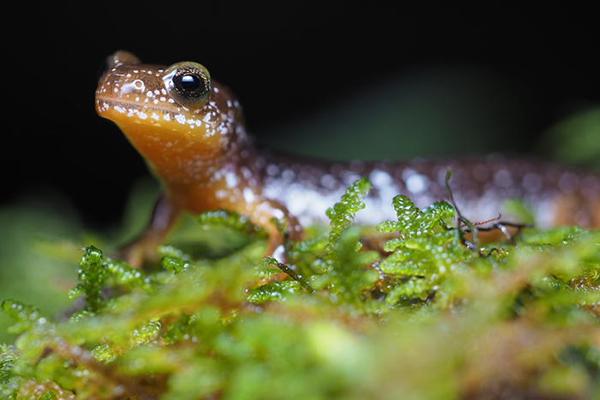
(1, 179, 599, 399)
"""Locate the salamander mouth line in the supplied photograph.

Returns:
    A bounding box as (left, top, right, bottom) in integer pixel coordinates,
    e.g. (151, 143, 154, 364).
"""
(96, 95, 203, 116)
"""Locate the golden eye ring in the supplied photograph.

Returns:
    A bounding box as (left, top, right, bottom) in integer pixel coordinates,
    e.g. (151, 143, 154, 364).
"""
(163, 62, 212, 109)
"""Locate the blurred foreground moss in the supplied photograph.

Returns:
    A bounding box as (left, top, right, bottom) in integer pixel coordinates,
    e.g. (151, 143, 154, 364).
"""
(1, 180, 599, 399)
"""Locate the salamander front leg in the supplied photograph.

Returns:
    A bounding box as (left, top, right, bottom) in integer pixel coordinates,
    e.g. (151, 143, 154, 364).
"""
(119, 195, 180, 268)
(252, 199, 303, 262)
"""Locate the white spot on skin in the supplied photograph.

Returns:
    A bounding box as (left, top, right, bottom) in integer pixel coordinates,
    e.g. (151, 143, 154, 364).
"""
(256, 202, 277, 217)
(320, 174, 337, 189)
(272, 245, 285, 262)
(536, 198, 556, 228)
(494, 169, 513, 188)
(405, 173, 428, 194)
(225, 172, 238, 187)
(370, 169, 392, 188)
(241, 167, 253, 179)
(559, 172, 577, 192)
(522, 173, 542, 192)
(243, 188, 256, 203)
(282, 169, 295, 181)
(343, 172, 361, 185)
(275, 183, 343, 223)
(266, 164, 279, 176)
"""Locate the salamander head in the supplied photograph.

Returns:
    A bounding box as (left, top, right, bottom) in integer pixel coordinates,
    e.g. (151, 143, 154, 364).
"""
(96, 51, 246, 184)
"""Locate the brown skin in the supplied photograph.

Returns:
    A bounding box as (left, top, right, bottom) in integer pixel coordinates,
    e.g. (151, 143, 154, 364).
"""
(96, 51, 600, 266)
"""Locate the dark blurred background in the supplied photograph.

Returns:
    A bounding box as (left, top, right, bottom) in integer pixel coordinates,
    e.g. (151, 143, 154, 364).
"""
(2, 1, 600, 228)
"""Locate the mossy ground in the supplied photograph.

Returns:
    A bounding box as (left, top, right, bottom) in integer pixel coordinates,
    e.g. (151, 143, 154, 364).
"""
(1, 178, 599, 399)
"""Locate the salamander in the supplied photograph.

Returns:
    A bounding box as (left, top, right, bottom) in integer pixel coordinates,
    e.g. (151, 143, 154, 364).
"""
(95, 50, 600, 265)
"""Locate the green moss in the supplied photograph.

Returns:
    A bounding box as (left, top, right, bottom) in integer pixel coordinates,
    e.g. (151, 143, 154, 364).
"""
(1, 179, 599, 399)
(0, 344, 16, 383)
(325, 177, 371, 250)
(68, 246, 150, 313)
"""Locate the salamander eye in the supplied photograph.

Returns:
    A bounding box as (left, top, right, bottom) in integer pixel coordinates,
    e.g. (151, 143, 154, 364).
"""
(163, 62, 212, 109)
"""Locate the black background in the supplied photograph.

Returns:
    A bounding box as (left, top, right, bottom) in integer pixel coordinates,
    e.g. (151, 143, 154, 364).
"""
(2, 2, 599, 227)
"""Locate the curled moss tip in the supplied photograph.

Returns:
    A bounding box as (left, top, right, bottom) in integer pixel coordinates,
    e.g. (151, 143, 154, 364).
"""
(197, 210, 265, 237)
(1, 300, 46, 334)
(0, 344, 16, 383)
(378, 195, 454, 238)
(325, 177, 371, 250)
(70, 245, 150, 312)
(161, 255, 189, 274)
(69, 246, 108, 312)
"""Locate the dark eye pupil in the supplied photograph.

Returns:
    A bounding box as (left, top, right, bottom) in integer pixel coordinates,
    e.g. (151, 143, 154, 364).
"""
(173, 72, 208, 98)
(180, 74, 201, 90)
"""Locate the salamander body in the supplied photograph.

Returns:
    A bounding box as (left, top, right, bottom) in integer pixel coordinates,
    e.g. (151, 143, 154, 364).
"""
(95, 51, 600, 264)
